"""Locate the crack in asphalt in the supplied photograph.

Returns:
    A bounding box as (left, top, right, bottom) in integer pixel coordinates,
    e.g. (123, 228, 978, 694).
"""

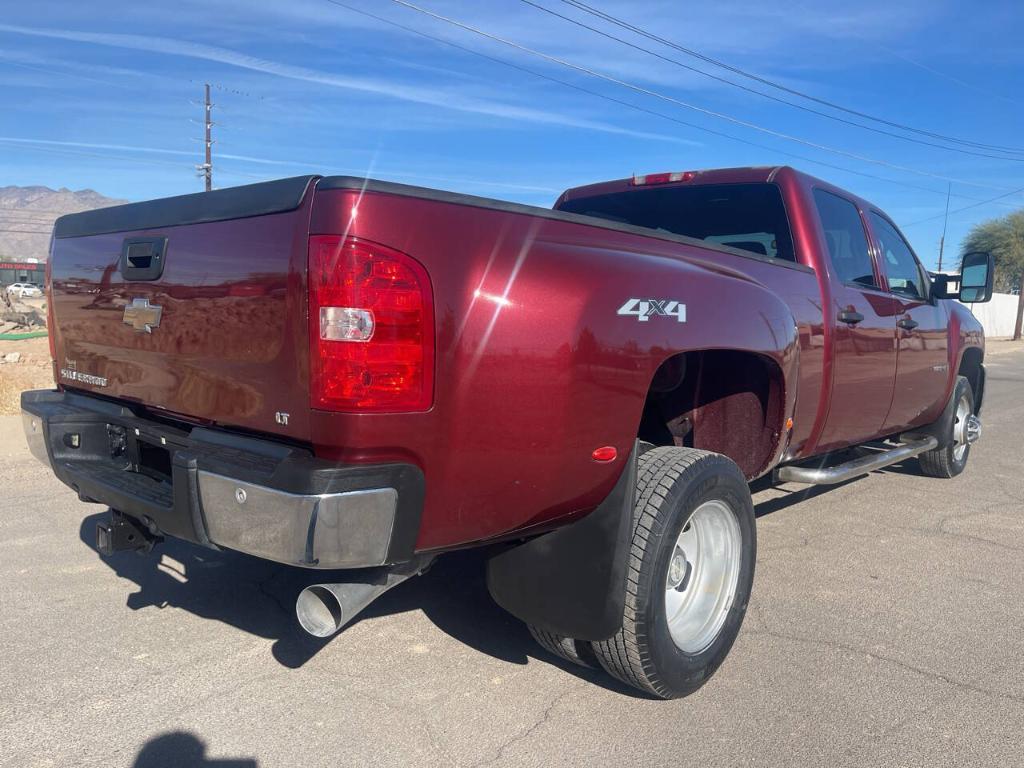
(469, 688, 575, 768)
(319, 672, 466, 767)
(746, 627, 1024, 706)
(841, 696, 946, 763)
(858, 505, 1024, 554)
(902, 522, 1024, 554)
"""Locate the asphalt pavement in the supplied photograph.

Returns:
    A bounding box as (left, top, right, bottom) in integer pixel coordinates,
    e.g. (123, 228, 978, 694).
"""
(2, 350, 1022, 768)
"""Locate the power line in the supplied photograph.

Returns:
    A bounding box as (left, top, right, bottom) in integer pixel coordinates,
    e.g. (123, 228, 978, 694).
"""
(937, 183, 951, 271)
(0, 211, 58, 220)
(380, 0, 1021, 195)
(519, 0, 1024, 163)
(870, 42, 1024, 110)
(558, 0, 1024, 155)
(0, 206, 103, 214)
(902, 186, 1024, 228)
(781, 0, 1023, 111)
(0, 220, 55, 228)
(324, 0, 1019, 207)
(0, 57, 128, 90)
(189, 79, 267, 100)
(0, 140, 193, 170)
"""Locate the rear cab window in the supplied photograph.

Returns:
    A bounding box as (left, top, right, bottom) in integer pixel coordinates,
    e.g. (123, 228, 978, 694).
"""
(555, 182, 796, 262)
(812, 188, 878, 289)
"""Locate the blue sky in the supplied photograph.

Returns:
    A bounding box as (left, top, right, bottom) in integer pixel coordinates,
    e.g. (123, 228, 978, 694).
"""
(1, 0, 1022, 268)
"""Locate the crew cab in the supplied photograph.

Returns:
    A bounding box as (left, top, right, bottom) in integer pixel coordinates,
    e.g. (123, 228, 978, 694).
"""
(22, 166, 993, 698)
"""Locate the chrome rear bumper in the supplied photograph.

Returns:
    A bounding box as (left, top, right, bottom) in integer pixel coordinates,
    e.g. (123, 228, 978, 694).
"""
(21, 389, 423, 569)
(197, 472, 398, 568)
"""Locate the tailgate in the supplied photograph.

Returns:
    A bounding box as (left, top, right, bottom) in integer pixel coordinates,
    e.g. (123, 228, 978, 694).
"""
(49, 176, 318, 441)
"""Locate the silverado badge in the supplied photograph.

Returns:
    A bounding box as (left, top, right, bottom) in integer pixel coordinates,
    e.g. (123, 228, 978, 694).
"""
(122, 298, 163, 333)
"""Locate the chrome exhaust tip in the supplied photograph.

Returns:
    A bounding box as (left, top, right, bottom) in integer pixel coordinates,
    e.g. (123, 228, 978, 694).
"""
(296, 585, 348, 638)
(296, 558, 432, 638)
(296, 582, 385, 638)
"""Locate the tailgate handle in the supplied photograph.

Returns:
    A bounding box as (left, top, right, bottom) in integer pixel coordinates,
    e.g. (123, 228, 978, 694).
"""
(120, 237, 167, 281)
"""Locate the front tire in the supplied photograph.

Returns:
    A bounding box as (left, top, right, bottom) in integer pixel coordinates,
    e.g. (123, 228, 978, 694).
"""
(919, 376, 975, 479)
(592, 447, 756, 699)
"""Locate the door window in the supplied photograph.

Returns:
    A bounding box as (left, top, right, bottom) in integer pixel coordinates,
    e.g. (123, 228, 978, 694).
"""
(812, 189, 876, 289)
(870, 213, 927, 300)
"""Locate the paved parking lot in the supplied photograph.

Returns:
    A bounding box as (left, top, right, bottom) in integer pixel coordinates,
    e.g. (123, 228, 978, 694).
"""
(2, 349, 1022, 767)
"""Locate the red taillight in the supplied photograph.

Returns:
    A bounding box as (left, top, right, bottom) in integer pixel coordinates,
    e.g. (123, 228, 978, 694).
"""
(630, 171, 697, 186)
(308, 235, 434, 412)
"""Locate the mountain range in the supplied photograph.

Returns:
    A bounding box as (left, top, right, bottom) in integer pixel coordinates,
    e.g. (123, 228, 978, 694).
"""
(0, 185, 126, 261)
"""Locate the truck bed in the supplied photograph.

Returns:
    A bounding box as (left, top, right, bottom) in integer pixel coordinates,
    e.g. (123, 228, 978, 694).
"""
(51, 174, 822, 551)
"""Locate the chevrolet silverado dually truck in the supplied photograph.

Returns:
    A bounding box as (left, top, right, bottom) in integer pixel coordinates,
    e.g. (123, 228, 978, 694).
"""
(22, 166, 994, 699)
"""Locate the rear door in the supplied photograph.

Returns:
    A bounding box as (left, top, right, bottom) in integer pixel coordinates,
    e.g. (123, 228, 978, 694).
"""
(812, 189, 898, 450)
(868, 211, 949, 432)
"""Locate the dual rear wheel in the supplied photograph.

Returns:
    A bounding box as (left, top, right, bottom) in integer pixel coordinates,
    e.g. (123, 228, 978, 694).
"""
(529, 446, 756, 699)
(530, 378, 978, 697)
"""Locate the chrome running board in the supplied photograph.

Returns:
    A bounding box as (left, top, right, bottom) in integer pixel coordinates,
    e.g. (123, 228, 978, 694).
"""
(775, 436, 939, 486)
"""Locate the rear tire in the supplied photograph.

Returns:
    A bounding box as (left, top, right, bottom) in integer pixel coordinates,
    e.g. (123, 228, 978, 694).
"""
(919, 376, 974, 479)
(527, 625, 597, 668)
(592, 447, 756, 699)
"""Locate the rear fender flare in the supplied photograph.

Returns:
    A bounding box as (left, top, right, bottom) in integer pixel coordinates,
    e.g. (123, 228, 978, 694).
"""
(596, 270, 800, 472)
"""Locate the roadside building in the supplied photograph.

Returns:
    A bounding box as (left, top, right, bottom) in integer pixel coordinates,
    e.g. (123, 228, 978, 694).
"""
(0, 260, 45, 287)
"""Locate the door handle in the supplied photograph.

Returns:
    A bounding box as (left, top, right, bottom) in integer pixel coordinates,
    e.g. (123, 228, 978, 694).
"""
(837, 309, 865, 325)
(897, 317, 919, 331)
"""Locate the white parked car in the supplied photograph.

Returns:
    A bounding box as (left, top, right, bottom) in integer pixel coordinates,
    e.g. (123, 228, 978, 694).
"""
(6, 283, 43, 298)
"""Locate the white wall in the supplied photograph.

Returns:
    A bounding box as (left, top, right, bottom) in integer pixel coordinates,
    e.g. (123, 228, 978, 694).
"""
(958, 292, 1020, 337)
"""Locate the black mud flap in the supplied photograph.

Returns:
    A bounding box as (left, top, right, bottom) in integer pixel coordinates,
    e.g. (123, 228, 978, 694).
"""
(485, 444, 637, 642)
(904, 373, 978, 450)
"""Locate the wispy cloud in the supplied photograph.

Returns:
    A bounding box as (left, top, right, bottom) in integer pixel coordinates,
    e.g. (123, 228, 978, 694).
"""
(0, 136, 194, 157)
(0, 136, 564, 194)
(0, 137, 308, 167)
(0, 22, 698, 146)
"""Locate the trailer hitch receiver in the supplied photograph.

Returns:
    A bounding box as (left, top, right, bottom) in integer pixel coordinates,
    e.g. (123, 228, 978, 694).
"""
(96, 511, 160, 556)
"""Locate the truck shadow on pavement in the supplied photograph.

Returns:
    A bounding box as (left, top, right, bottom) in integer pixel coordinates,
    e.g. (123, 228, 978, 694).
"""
(748, 471, 863, 518)
(78, 513, 333, 667)
(133, 732, 256, 768)
(77, 514, 647, 697)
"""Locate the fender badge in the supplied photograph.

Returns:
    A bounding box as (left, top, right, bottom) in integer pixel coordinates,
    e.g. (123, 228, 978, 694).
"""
(123, 298, 163, 333)
(617, 298, 687, 323)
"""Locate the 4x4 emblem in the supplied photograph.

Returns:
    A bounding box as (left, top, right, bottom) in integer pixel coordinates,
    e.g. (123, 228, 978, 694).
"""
(122, 298, 163, 333)
(617, 298, 687, 323)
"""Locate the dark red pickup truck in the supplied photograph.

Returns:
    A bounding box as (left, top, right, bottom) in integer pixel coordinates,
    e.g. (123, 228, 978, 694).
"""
(23, 166, 994, 698)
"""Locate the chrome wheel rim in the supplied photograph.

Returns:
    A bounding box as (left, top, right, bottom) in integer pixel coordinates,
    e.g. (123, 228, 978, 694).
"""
(953, 394, 971, 462)
(664, 499, 742, 654)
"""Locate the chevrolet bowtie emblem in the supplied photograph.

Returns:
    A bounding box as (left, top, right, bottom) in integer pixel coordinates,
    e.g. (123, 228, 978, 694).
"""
(122, 297, 163, 333)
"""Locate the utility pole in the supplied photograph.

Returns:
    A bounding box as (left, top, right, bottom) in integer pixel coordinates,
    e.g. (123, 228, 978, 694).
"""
(937, 182, 951, 272)
(195, 83, 214, 191)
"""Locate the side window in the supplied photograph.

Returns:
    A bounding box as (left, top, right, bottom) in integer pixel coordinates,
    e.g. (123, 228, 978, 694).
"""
(870, 212, 926, 300)
(812, 189, 876, 289)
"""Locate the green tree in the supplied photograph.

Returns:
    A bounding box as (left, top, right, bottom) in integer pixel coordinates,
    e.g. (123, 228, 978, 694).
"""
(962, 210, 1024, 340)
